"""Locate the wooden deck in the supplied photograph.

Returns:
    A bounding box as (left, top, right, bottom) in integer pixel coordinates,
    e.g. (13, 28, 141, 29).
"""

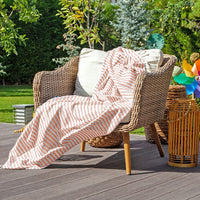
(0, 123, 200, 200)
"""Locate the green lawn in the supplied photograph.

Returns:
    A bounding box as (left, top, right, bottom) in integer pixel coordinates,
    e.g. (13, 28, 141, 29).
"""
(131, 127, 144, 135)
(0, 85, 34, 123)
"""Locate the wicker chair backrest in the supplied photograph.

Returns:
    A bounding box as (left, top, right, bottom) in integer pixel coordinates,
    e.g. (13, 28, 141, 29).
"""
(128, 55, 176, 130)
(33, 56, 79, 109)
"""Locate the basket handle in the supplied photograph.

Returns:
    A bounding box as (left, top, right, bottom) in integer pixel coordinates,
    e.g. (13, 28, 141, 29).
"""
(167, 102, 192, 123)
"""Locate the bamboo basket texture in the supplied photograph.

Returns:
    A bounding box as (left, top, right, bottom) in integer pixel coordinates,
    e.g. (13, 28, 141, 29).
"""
(145, 85, 187, 144)
(168, 99, 200, 167)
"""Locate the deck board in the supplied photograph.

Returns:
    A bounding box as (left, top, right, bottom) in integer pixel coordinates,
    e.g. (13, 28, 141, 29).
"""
(0, 123, 200, 200)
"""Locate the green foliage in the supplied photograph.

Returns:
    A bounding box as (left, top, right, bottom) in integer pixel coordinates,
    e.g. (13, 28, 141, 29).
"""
(182, 0, 200, 31)
(146, 0, 200, 62)
(53, 1, 121, 68)
(1, 0, 199, 85)
(52, 33, 80, 68)
(0, 55, 8, 85)
(0, 62, 7, 85)
(0, 63, 7, 76)
(146, 0, 170, 9)
(0, 0, 40, 55)
(57, 0, 104, 49)
(1, 0, 65, 84)
(0, 56, 7, 76)
(97, 2, 121, 51)
(113, 0, 152, 50)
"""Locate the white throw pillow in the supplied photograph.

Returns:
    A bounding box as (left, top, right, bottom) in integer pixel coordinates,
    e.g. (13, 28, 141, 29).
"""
(136, 49, 164, 72)
(73, 48, 107, 97)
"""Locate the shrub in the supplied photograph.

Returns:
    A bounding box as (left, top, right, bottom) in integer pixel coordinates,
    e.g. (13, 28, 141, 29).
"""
(1, 0, 65, 84)
(147, 0, 200, 62)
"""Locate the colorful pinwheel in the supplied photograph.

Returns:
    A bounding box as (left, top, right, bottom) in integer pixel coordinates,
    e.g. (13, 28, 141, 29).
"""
(173, 59, 200, 98)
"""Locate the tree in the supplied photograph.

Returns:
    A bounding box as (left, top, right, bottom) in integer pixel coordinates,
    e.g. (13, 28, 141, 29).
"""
(1, 0, 66, 84)
(0, 56, 7, 85)
(181, 0, 200, 32)
(97, 2, 121, 51)
(147, 0, 200, 61)
(0, 0, 40, 55)
(57, 0, 105, 49)
(52, 33, 80, 67)
(113, 0, 152, 50)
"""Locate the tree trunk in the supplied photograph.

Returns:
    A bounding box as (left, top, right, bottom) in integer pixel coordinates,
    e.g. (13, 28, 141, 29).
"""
(2, 78, 5, 86)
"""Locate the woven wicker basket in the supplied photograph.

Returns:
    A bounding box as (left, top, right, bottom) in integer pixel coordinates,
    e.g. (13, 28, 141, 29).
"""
(87, 132, 123, 148)
(168, 99, 200, 167)
(145, 85, 187, 144)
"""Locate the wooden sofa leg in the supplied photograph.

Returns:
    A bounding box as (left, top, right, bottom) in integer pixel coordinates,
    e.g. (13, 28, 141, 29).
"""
(150, 123, 164, 157)
(123, 132, 131, 175)
(81, 141, 86, 152)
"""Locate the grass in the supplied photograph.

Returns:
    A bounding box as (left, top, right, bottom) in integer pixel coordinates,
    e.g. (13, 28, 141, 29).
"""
(131, 127, 145, 135)
(0, 85, 34, 123)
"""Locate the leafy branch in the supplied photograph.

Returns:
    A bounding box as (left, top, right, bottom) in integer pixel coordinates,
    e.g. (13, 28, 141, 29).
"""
(0, 0, 40, 55)
(52, 33, 80, 68)
(57, 0, 105, 49)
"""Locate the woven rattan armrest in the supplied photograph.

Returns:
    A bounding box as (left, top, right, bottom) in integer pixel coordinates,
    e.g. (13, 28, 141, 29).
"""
(33, 56, 79, 110)
(115, 54, 176, 133)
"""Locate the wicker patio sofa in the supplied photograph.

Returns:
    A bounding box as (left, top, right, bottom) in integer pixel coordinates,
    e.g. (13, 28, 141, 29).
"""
(33, 54, 176, 174)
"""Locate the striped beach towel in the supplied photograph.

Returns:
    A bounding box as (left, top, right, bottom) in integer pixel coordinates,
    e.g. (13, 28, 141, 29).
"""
(2, 47, 145, 169)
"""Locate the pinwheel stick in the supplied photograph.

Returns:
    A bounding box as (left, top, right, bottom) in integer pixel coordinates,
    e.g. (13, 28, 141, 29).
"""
(192, 93, 194, 99)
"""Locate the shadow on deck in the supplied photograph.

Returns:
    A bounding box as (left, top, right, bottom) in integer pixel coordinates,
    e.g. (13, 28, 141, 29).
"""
(0, 123, 200, 200)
